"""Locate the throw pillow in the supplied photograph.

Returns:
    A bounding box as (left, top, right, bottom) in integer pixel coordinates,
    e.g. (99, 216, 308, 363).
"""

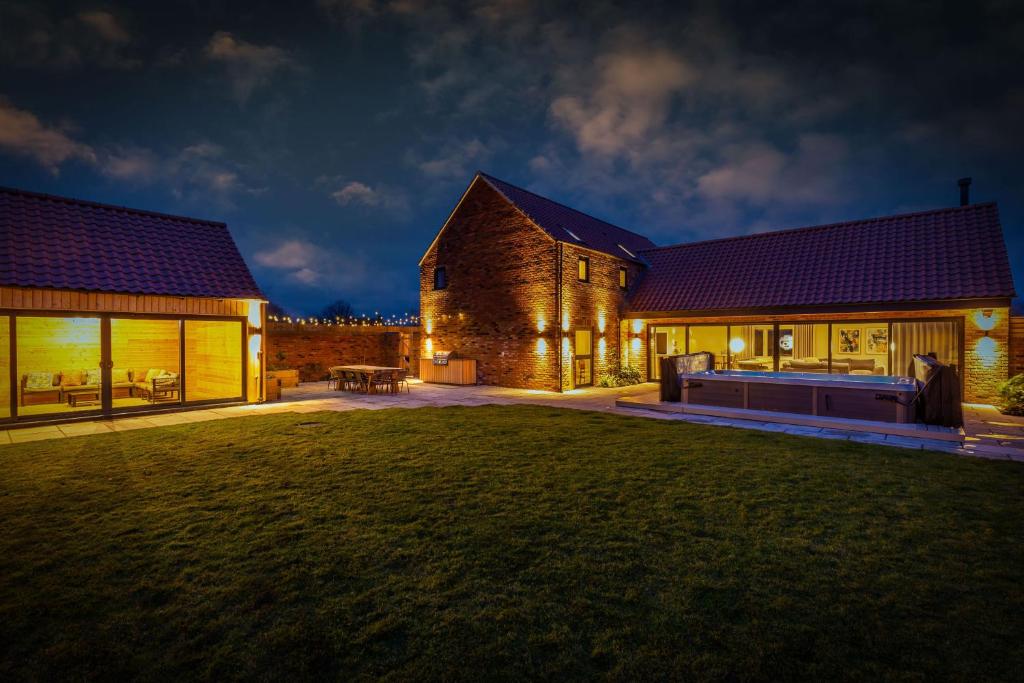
(84, 368, 102, 386)
(145, 369, 165, 382)
(60, 369, 84, 387)
(25, 372, 54, 390)
(112, 369, 130, 383)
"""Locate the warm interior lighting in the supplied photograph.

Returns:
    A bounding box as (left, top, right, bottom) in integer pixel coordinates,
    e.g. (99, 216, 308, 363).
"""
(631, 319, 643, 334)
(536, 338, 547, 354)
(729, 337, 746, 354)
(975, 336, 998, 368)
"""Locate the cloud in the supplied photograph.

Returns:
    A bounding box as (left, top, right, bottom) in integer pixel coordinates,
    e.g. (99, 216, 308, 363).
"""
(204, 31, 298, 103)
(0, 98, 96, 172)
(77, 11, 130, 44)
(253, 238, 372, 289)
(102, 142, 265, 207)
(414, 138, 492, 180)
(331, 181, 379, 206)
(0, 4, 138, 69)
(550, 49, 695, 158)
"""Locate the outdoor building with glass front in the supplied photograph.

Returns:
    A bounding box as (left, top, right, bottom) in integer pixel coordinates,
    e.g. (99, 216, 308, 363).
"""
(0, 187, 266, 425)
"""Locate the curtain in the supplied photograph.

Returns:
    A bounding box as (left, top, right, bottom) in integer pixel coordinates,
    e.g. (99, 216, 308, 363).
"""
(892, 322, 959, 376)
(792, 324, 817, 360)
(734, 325, 756, 360)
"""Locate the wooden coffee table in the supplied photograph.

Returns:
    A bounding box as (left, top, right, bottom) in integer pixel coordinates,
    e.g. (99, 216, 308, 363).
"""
(67, 390, 100, 407)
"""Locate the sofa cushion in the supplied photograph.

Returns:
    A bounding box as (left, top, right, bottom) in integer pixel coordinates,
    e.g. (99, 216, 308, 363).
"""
(788, 359, 826, 370)
(60, 370, 84, 387)
(25, 372, 55, 390)
(835, 357, 875, 372)
(85, 368, 102, 386)
(145, 369, 166, 382)
(112, 368, 130, 384)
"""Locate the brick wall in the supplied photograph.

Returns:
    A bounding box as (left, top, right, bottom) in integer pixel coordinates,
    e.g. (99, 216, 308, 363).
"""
(420, 179, 560, 390)
(628, 306, 1012, 403)
(558, 243, 640, 390)
(267, 322, 419, 382)
(1010, 315, 1024, 379)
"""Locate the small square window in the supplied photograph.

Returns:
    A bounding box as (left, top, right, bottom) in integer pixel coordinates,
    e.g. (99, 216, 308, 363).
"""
(619, 267, 628, 289)
(433, 266, 447, 290)
(578, 256, 590, 282)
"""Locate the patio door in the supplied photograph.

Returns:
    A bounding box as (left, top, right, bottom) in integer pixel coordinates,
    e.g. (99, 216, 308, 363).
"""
(15, 316, 105, 419)
(109, 318, 183, 413)
(574, 328, 593, 387)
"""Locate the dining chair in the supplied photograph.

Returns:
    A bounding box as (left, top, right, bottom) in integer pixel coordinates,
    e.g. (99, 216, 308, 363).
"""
(327, 366, 344, 391)
(393, 369, 409, 394)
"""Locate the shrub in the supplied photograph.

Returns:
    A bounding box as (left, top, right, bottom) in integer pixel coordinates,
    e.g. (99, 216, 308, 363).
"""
(597, 365, 644, 388)
(997, 374, 1024, 415)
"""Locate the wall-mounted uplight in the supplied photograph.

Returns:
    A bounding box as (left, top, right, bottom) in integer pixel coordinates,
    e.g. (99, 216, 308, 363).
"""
(562, 314, 570, 332)
(597, 312, 606, 334)
(630, 337, 641, 352)
(562, 337, 571, 353)
(973, 309, 996, 334)
(537, 315, 546, 333)
(975, 335, 998, 368)
(631, 319, 643, 335)
(536, 338, 547, 354)
(598, 337, 607, 356)
(729, 337, 746, 354)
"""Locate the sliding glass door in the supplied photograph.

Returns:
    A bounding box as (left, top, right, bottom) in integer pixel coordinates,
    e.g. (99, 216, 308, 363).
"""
(4, 313, 245, 422)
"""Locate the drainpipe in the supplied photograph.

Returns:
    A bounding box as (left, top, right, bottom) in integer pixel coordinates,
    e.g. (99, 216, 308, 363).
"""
(556, 242, 563, 393)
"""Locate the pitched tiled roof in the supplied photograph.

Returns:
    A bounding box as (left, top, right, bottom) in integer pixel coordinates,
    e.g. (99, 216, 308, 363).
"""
(629, 202, 1015, 313)
(0, 186, 264, 299)
(479, 172, 657, 261)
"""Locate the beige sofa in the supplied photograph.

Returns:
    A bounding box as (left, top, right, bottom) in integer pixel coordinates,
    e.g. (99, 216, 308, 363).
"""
(781, 357, 886, 375)
(19, 369, 173, 406)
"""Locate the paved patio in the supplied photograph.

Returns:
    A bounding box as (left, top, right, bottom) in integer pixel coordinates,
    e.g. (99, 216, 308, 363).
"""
(0, 381, 1022, 461)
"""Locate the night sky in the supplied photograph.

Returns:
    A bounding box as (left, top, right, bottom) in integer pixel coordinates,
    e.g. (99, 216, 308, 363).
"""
(2, 0, 1022, 316)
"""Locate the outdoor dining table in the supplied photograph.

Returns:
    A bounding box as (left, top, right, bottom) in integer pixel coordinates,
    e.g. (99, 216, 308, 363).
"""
(336, 365, 404, 394)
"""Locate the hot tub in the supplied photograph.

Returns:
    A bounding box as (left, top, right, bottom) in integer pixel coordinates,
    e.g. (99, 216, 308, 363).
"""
(680, 370, 917, 423)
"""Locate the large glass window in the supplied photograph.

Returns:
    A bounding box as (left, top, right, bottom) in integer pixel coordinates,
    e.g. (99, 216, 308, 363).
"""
(688, 326, 729, 370)
(184, 320, 243, 401)
(16, 316, 102, 417)
(574, 328, 593, 386)
(892, 321, 960, 377)
(830, 321, 889, 375)
(780, 324, 830, 373)
(111, 318, 181, 410)
(0, 316, 9, 420)
(727, 324, 775, 371)
(649, 326, 686, 380)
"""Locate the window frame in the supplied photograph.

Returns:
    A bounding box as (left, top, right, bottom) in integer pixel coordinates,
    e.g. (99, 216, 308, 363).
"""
(433, 266, 447, 291)
(577, 255, 590, 283)
(619, 266, 628, 290)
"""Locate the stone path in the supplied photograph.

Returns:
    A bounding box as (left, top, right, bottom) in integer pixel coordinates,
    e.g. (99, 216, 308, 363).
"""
(1, 380, 1022, 462)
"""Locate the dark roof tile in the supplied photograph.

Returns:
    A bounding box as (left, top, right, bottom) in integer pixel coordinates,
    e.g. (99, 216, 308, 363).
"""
(0, 187, 264, 300)
(629, 203, 1015, 312)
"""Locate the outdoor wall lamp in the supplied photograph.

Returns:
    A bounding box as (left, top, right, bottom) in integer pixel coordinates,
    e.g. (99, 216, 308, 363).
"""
(973, 309, 996, 335)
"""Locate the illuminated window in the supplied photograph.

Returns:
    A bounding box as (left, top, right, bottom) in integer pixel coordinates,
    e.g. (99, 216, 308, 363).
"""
(433, 266, 447, 290)
(619, 267, 628, 289)
(577, 256, 590, 282)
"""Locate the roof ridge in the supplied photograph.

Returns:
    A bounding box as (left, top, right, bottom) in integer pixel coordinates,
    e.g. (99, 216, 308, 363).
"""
(639, 201, 999, 254)
(477, 171, 654, 245)
(0, 185, 228, 228)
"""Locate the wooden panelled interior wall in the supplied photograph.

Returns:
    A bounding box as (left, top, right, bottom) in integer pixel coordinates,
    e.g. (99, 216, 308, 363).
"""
(0, 317, 9, 418)
(184, 320, 243, 400)
(111, 318, 181, 375)
(16, 317, 102, 378)
(0, 287, 248, 317)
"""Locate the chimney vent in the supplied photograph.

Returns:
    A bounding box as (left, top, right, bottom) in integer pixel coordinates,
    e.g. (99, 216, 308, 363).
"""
(958, 177, 972, 206)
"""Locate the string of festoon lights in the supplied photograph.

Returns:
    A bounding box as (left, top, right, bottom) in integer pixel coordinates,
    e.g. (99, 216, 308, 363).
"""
(268, 313, 420, 327)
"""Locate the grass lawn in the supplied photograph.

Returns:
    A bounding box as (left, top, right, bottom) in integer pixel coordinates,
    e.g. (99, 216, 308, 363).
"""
(1, 406, 1022, 680)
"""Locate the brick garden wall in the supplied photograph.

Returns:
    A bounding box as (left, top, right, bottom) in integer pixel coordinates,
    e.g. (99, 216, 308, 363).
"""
(1010, 315, 1024, 379)
(267, 322, 420, 382)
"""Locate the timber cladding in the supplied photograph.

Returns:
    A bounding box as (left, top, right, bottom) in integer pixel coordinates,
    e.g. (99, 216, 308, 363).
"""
(266, 322, 419, 382)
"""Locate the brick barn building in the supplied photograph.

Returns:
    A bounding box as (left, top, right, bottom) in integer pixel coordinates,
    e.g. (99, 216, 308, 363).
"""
(419, 173, 1017, 403)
